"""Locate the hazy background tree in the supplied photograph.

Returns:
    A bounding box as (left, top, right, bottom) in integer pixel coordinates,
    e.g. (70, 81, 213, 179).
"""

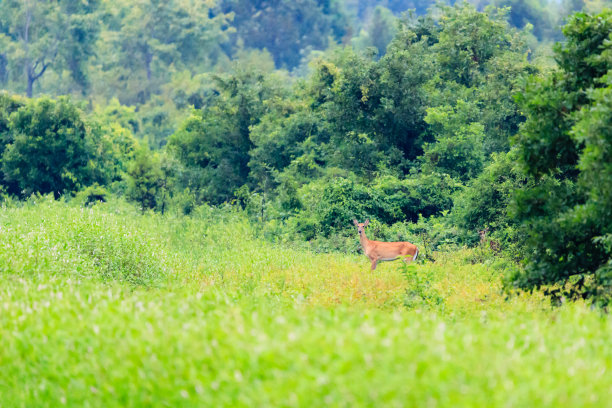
(220, 0, 349, 69)
(95, 0, 233, 105)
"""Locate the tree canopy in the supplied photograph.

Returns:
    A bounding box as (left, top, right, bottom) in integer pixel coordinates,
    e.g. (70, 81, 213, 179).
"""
(511, 10, 612, 304)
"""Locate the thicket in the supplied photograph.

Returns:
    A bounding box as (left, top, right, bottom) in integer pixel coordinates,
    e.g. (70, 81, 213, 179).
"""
(1, 2, 611, 304)
(509, 9, 612, 305)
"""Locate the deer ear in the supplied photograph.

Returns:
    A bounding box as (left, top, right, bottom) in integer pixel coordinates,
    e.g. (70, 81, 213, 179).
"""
(364, 219, 370, 227)
(353, 219, 358, 226)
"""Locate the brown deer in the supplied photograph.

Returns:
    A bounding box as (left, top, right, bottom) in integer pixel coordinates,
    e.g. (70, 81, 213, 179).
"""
(478, 227, 500, 253)
(353, 219, 418, 270)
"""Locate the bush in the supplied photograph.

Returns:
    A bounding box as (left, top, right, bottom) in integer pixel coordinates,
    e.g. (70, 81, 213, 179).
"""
(0, 196, 168, 287)
(2, 97, 101, 197)
(283, 174, 461, 246)
(402, 263, 444, 309)
(74, 184, 110, 206)
(452, 150, 529, 248)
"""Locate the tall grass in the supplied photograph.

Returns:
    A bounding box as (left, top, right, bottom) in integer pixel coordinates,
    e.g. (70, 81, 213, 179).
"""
(1, 198, 610, 407)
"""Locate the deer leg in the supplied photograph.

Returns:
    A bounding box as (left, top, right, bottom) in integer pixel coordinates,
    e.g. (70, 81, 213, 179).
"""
(370, 259, 378, 270)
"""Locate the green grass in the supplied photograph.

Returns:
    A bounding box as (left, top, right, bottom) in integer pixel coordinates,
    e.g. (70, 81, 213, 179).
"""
(1, 198, 611, 407)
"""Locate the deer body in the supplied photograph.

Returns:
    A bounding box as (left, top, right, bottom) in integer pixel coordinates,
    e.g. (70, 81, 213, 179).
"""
(354, 219, 418, 270)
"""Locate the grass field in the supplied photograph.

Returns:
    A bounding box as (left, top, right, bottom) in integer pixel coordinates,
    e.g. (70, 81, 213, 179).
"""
(1, 198, 611, 407)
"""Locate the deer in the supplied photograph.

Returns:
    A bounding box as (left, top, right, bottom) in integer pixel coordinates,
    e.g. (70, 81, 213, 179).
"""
(478, 227, 501, 253)
(353, 219, 419, 270)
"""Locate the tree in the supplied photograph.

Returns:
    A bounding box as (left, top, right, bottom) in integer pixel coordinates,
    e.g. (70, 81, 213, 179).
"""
(239, 2, 532, 227)
(0, 0, 100, 97)
(421, 101, 486, 182)
(220, 0, 348, 68)
(423, 2, 531, 155)
(99, 0, 232, 104)
(0, 0, 60, 97)
(89, 102, 141, 189)
(308, 38, 433, 171)
(0, 92, 25, 194)
(56, 0, 102, 95)
(434, 3, 515, 88)
(351, 6, 398, 57)
(2, 97, 99, 196)
(168, 67, 290, 204)
(491, 0, 558, 40)
(452, 150, 530, 242)
(511, 10, 612, 304)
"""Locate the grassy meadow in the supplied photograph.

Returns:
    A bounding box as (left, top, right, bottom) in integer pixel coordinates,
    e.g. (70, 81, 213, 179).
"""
(1, 198, 611, 407)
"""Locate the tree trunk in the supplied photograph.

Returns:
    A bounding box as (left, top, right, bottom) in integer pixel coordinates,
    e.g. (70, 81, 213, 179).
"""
(0, 53, 7, 84)
(27, 72, 34, 98)
(145, 52, 152, 81)
(26, 61, 48, 98)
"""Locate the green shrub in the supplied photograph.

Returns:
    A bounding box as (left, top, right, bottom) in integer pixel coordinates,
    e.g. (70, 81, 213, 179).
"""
(402, 263, 444, 309)
(0, 196, 168, 287)
(73, 184, 110, 206)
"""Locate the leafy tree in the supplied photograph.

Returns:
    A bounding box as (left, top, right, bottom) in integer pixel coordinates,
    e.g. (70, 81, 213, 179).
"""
(309, 38, 433, 169)
(452, 150, 530, 242)
(0, 0, 101, 97)
(434, 3, 515, 88)
(0, 92, 25, 193)
(0, 93, 24, 148)
(94, 98, 140, 136)
(249, 106, 332, 195)
(168, 67, 290, 204)
(98, 0, 232, 104)
(475, 50, 535, 154)
(1, 97, 99, 196)
(89, 107, 141, 189)
(351, 6, 398, 57)
(421, 101, 485, 182)
(233, 2, 533, 237)
(56, 0, 102, 95)
(491, 0, 558, 40)
(511, 10, 612, 304)
(423, 2, 531, 155)
(0, 0, 61, 97)
(372, 172, 460, 222)
(287, 172, 459, 240)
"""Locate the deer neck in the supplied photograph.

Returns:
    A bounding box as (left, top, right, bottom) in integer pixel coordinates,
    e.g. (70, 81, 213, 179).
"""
(359, 231, 371, 251)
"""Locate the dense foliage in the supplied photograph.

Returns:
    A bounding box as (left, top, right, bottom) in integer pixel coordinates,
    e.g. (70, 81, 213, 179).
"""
(510, 10, 612, 304)
(163, 2, 532, 244)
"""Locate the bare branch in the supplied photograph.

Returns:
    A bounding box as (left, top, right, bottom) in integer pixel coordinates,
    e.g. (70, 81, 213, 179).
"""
(31, 59, 49, 82)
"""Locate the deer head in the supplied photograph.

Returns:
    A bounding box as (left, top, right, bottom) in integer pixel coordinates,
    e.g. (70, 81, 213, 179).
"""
(478, 227, 490, 243)
(353, 219, 370, 237)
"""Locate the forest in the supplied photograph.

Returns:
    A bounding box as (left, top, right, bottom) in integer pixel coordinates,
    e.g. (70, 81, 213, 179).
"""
(1, 0, 612, 405)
